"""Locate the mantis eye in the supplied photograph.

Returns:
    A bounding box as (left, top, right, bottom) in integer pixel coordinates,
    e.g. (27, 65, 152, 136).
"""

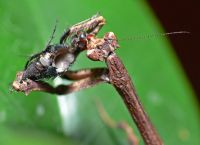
(86, 34, 94, 40)
(80, 33, 86, 39)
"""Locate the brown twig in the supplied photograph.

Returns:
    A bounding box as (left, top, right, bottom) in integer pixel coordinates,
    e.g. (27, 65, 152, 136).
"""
(97, 101, 139, 145)
(106, 53, 162, 145)
(85, 32, 163, 145)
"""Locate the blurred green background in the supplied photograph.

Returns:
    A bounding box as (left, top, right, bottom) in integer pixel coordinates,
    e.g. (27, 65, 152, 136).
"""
(0, 0, 199, 145)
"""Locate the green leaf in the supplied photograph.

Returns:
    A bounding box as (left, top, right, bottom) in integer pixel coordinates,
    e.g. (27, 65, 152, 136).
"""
(0, 0, 199, 145)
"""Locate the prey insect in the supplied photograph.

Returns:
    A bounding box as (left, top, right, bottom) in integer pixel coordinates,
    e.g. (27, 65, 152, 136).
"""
(22, 13, 105, 81)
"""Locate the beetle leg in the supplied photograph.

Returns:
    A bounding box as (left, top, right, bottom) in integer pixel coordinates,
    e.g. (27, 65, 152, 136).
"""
(60, 29, 71, 44)
(44, 66, 58, 78)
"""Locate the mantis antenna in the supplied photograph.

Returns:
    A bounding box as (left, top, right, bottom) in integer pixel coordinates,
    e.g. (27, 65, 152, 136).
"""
(119, 31, 190, 41)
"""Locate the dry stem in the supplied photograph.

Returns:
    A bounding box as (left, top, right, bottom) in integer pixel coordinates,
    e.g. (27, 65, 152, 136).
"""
(97, 101, 139, 145)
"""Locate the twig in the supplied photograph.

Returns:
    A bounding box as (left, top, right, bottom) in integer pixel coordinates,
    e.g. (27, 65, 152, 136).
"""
(107, 53, 162, 145)
(85, 32, 163, 145)
(97, 101, 139, 145)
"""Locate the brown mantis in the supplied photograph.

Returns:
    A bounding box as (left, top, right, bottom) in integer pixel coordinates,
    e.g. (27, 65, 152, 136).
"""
(12, 14, 163, 145)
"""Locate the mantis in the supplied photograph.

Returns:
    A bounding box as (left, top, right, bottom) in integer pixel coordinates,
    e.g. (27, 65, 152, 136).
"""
(12, 14, 163, 145)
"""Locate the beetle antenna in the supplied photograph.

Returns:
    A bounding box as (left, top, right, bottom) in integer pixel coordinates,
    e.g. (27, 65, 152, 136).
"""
(46, 20, 58, 47)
